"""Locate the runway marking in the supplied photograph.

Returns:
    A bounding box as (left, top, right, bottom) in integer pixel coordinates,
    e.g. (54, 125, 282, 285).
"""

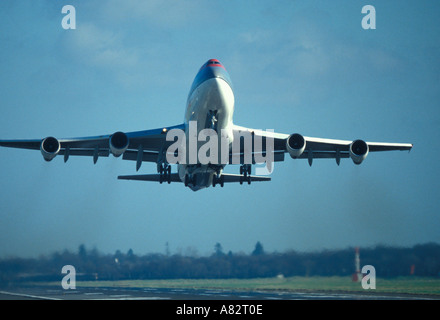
(84, 292, 104, 295)
(4, 286, 435, 300)
(90, 296, 171, 300)
(0, 290, 61, 300)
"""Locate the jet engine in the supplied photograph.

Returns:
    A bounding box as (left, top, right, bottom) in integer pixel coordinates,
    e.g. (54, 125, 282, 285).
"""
(349, 139, 369, 165)
(40, 136, 60, 161)
(286, 133, 306, 158)
(109, 131, 129, 157)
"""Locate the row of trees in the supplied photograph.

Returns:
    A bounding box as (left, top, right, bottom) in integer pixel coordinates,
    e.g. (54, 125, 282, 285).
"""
(1, 242, 439, 286)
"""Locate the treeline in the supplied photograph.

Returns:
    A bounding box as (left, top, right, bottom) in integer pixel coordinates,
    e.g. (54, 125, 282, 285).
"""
(1, 242, 439, 286)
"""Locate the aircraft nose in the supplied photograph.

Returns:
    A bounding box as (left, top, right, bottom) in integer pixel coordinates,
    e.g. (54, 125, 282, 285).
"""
(189, 59, 233, 97)
(203, 59, 227, 80)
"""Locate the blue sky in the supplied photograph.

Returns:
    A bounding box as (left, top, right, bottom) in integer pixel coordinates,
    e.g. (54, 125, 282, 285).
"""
(0, 0, 439, 258)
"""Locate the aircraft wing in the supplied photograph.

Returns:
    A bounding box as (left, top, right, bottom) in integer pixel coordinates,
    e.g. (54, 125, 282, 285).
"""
(0, 124, 186, 170)
(232, 125, 413, 166)
(0, 123, 413, 168)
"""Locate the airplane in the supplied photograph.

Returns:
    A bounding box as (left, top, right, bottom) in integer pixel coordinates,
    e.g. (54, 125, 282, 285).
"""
(0, 59, 412, 191)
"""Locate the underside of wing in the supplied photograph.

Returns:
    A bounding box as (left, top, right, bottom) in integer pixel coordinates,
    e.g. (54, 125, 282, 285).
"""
(0, 123, 413, 172)
(232, 125, 413, 166)
(0, 139, 42, 150)
(0, 124, 186, 169)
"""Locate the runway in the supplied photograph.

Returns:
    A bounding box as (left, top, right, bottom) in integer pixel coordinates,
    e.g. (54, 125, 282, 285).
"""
(0, 285, 436, 300)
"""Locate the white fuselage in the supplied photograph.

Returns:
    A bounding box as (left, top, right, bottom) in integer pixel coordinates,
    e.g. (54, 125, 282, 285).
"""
(178, 64, 235, 191)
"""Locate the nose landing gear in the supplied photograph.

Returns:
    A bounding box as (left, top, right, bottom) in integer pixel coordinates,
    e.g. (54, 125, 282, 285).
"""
(208, 110, 218, 131)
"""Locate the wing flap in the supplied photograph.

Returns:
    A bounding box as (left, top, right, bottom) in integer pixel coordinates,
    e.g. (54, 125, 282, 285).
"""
(59, 148, 110, 157)
(122, 150, 159, 163)
(228, 151, 285, 164)
(297, 151, 350, 159)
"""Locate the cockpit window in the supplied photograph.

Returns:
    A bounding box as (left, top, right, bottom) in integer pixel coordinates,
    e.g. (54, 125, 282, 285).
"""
(208, 60, 221, 65)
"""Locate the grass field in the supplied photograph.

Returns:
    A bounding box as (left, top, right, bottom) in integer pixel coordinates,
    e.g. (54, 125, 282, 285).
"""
(69, 276, 440, 296)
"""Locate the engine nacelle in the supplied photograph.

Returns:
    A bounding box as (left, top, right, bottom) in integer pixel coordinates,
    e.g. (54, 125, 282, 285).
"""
(349, 139, 369, 165)
(109, 131, 129, 157)
(40, 136, 60, 162)
(286, 133, 306, 158)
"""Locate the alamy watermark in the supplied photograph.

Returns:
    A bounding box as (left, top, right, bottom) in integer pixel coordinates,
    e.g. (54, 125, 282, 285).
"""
(61, 265, 76, 290)
(361, 265, 376, 290)
(165, 121, 275, 174)
(61, 5, 76, 30)
(362, 5, 376, 30)
(61, 4, 376, 31)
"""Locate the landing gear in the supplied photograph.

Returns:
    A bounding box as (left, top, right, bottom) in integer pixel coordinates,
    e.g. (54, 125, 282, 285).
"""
(239, 164, 252, 185)
(212, 173, 224, 187)
(158, 163, 171, 184)
(208, 110, 218, 131)
(184, 174, 197, 187)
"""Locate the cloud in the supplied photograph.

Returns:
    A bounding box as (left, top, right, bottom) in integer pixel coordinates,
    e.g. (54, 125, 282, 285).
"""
(235, 3, 401, 77)
(63, 23, 139, 69)
(100, 0, 208, 28)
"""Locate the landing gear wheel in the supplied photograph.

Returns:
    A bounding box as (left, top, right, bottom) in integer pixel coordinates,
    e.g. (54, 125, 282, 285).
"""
(208, 110, 218, 131)
(239, 164, 252, 185)
(213, 174, 224, 188)
(158, 163, 171, 184)
(167, 166, 171, 184)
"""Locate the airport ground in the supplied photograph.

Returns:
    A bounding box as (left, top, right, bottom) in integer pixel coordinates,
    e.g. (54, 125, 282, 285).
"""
(1, 276, 439, 300)
(0, 276, 437, 319)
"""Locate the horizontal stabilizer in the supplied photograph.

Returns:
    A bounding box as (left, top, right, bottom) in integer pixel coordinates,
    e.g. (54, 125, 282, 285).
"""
(117, 173, 271, 184)
(221, 173, 271, 183)
(118, 173, 181, 182)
